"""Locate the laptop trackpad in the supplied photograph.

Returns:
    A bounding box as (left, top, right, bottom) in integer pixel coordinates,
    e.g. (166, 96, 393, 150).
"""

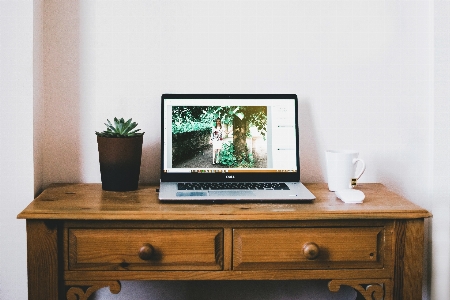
(176, 191, 256, 197)
(209, 191, 255, 197)
(176, 191, 209, 197)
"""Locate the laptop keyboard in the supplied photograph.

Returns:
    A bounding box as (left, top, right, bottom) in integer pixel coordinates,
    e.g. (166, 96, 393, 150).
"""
(177, 182, 290, 190)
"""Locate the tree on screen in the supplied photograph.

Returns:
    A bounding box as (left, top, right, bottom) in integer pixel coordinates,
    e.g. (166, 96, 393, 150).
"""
(172, 106, 267, 165)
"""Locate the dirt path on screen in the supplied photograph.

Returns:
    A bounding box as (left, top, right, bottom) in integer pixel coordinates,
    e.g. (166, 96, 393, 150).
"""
(173, 144, 267, 169)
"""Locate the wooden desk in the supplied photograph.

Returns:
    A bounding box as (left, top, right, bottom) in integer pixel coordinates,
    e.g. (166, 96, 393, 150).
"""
(18, 183, 431, 300)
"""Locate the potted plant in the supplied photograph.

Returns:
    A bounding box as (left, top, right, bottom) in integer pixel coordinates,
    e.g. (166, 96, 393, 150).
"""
(95, 117, 144, 191)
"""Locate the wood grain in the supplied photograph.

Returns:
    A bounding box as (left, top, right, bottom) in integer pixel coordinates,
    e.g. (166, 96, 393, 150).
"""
(26, 220, 61, 300)
(233, 227, 384, 270)
(66, 280, 121, 300)
(18, 183, 431, 300)
(17, 183, 432, 221)
(393, 219, 425, 300)
(68, 228, 223, 271)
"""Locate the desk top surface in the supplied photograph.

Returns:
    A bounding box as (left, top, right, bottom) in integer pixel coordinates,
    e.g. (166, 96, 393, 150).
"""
(17, 183, 431, 221)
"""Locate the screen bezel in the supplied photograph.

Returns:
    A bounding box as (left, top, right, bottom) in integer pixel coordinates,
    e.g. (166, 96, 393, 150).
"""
(160, 94, 300, 182)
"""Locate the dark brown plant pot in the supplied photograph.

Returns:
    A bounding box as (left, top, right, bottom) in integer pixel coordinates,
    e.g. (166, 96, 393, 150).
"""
(97, 135, 143, 191)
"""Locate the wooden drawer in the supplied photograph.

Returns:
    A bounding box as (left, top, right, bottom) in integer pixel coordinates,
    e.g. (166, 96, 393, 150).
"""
(68, 228, 223, 271)
(233, 227, 384, 270)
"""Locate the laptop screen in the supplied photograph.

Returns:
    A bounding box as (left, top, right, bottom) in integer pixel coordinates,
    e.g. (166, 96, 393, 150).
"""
(161, 94, 300, 182)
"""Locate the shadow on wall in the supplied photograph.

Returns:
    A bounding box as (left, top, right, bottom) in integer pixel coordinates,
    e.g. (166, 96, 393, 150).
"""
(41, 0, 82, 188)
(140, 143, 162, 184)
(92, 280, 357, 300)
(298, 98, 323, 183)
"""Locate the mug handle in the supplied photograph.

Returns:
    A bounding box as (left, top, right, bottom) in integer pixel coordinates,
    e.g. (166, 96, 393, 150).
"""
(352, 158, 366, 180)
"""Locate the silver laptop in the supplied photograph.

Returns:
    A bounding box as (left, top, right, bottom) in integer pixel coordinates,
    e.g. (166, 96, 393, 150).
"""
(159, 94, 315, 202)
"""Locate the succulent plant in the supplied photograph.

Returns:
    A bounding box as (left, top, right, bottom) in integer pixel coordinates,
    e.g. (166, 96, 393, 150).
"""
(95, 117, 144, 137)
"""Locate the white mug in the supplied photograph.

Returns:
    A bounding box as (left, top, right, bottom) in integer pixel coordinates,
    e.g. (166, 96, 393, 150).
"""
(326, 150, 366, 192)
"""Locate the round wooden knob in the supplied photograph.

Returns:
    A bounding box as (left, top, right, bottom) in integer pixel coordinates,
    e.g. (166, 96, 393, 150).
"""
(138, 243, 154, 260)
(303, 242, 320, 260)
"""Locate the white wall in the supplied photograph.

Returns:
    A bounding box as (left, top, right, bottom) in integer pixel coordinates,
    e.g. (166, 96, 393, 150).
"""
(2, 0, 448, 299)
(0, 1, 33, 300)
(432, 1, 450, 299)
(43, 0, 436, 198)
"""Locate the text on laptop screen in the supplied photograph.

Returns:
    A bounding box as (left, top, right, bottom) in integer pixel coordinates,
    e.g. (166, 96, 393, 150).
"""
(162, 97, 297, 175)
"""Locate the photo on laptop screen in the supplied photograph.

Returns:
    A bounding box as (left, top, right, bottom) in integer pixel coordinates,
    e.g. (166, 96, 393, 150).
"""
(161, 94, 299, 182)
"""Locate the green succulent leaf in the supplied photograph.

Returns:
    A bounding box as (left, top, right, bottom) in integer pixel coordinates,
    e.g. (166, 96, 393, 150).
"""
(95, 117, 145, 137)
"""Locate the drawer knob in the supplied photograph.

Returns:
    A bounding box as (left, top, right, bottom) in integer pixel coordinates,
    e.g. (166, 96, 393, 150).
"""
(303, 242, 320, 260)
(138, 243, 154, 260)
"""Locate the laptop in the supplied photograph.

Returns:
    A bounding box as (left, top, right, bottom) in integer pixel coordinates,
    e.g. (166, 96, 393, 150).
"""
(159, 94, 315, 202)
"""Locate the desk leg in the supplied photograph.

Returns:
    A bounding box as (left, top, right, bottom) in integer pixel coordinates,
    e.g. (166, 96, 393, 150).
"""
(394, 219, 425, 300)
(26, 220, 61, 300)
